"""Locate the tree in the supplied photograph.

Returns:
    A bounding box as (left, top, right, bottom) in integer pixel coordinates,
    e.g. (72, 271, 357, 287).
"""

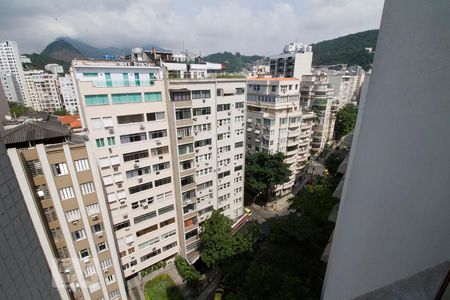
(53, 108, 68, 116)
(8, 101, 33, 118)
(324, 153, 344, 175)
(174, 256, 201, 291)
(245, 152, 292, 202)
(334, 104, 358, 139)
(200, 211, 252, 267)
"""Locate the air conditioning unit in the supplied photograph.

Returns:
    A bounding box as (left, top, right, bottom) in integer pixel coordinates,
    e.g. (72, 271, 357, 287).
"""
(227, 111, 231, 116)
(134, 162, 139, 169)
(156, 141, 162, 145)
(205, 162, 209, 166)
(113, 166, 119, 171)
(120, 199, 126, 204)
(83, 258, 90, 263)
(123, 214, 128, 219)
(195, 149, 199, 153)
(117, 182, 123, 188)
(109, 128, 114, 134)
(192, 118, 197, 121)
(155, 171, 160, 175)
(108, 147, 113, 153)
(72, 220, 78, 225)
(177, 136, 182, 140)
(97, 233, 103, 238)
(159, 156, 163, 160)
(91, 214, 98, 221)
(142, 204, 148, 209)
(104, 268, 109, 273)
(205, 116, 209, 120)
(202, 99, 206, 103)
(139, 124, 145, 130)
(138, 176, 143, 183)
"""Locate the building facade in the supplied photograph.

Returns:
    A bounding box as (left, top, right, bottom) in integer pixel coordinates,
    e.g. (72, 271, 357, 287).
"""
(269, 42, 313, 79)
(59, 74, 79, 114)
(246, 78, 303, 197)
(168, 78, 246, 261)
(0, 41, 30, 104)
(45, 64, 64, 75)
(8, 142, 127, 300)
(25, 70, 62, 112)
(300, 74, 334, 154)
(72, 60, 180, 277)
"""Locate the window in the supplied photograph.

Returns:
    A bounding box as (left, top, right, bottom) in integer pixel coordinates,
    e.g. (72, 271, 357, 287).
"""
(177, 126, 191, 138)
(149, 129, 167, 139)
(234, 165, 243, 172)
(91, 118, 103, 129)
(161, 229, 176, 240)
(171, 91, 190, 101)
(159, 217, 175, 228)
(101, 258, 112, 270)
(126, 166, 150, 178)
(218, 132, 230, 140)
(192, 90, 211, 99)
(96, 138, 105, 148)
(97, 242, 108, 252)
(57, 246, 69, 259)
(181, 175, 194, 186)
(134, 211, 156, 224)
(280, 117, 288, 125)
(235, 142, 243, 148)
(36, 184, 50, 200)
(185, 229, 198, 240)
(74, 159, 89, 172)
(120, 132, 147, 144)
(51, 162, 68, 176)
(86, 203, 100, 216)
(217, 118, 231, 126)
(109, 289, 120, 299)
(114, 220, 130, 231)
(197, 181, 213, 191)
(91, 223, 103, 235)
(152, 162, 170, 172)
(103, 117, 113, 127)
(26, 160, 43, 177)
(156, 191, 172, 202)
(117, 114, 144, 124)
(158, 204, 174, 215)
(196, 167, 213, 177)
(85, 94, 108, 106)
(195, 153, 211, 163)
(151, 146, 169, 156)
(178, 144, 193, 155)
(59, 186, 75, 200)
(271, 85, 277, 92)
(84, 265, 96, 277)
(105, 274, 116, 285)
(140, 249, 162, 262)
(80, 248, 90, 259)
(235, 102, 244, 108)
(43, 207, 57, 222)
(136, 224, 158, 237)
(123, 150, 149, 162)
(218, 171, 231, 179)
(144, 92, 162, 102)
(217, 104, 231, 111)
(236, 87, 245, 94)
(155, 177, 171, 187)
(175, 108, 191, 120)
(65, 209, 81, 222)
(195, 139, 211, 148)
(192, 107, 211, 116)
(138, 237, 160, 250)
(147, 112, 165, 121)
(129, 182, 153, 194)
(180, 160, 193, 170)
(111, 93, 142, 104)
(193, 123, 211, 132)
(80, 182, 95, 195)
(107, 136, 116, 146)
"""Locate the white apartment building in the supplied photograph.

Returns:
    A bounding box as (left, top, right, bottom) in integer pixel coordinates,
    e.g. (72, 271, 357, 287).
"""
(300, 74, 334, 154)
(246, 78, 303, 197)
(0, 41, 30, 104)
(45, 63, 64, 75)
(72, 60, 180, 278)
(24, 70, 62, 112)
(168, 79, 246, 261)
(325, 66, 365, 109)
(270, 42, 313, 79)
(8, 142, 127, 300)
(59, 74, 79, 114)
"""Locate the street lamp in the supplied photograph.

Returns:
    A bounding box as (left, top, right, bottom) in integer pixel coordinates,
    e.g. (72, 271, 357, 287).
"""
(252, 191, 263, 206)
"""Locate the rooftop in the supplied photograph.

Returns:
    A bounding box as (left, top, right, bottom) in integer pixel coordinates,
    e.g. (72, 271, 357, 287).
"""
(1, 120, 69, 147)
(248, 77, 298, 81)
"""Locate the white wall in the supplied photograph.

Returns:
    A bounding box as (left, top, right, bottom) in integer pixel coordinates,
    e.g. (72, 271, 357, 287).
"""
(322, 1, 450, 299)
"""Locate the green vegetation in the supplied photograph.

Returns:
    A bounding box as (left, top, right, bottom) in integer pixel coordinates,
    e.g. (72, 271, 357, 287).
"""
(312, 29, 378, 70)
(53, 108, 68, 116)
(200, 211, 253, 267)
(245, 152, 292, 202)
(23, 53, 70, 73)
(204, 52, 264, 73)
(8, 101, 33, 117)
(334, 104, 358, 139)
(40, 39, 85, 62)
(222, 179, 338, 300)
(140, 261, 167, 277)
(325, 153, 344, 176)
(144, 274, 183, 300)
(174, 256, 200, 290)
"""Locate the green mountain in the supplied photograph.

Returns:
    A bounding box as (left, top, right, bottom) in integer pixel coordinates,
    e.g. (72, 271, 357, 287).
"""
(312, 29, 379, 70)
(57, 37, 129, 58)
(23, 53, 70, 73)
(41, 39, 85, 62)
(203, 52, 264, 73)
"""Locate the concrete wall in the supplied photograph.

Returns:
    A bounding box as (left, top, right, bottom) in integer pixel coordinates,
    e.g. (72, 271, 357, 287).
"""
(322, 1, 450, 299)
(0, 140, 61, 299)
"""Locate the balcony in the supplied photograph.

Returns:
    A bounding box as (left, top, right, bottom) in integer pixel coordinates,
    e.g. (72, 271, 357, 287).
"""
(287, 139, 299, 147)
(92, 79, 155, 88)
(288, 129, 300, 137)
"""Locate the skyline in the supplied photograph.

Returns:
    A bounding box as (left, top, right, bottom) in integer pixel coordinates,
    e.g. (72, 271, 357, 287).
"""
(0, 0, 384, 56)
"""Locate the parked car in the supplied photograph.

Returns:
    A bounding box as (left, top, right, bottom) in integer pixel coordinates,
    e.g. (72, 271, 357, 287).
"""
(244, 207, 252, 216)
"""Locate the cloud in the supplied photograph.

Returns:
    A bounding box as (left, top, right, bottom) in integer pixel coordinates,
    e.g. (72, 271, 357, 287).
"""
(0, 0, 384, 55)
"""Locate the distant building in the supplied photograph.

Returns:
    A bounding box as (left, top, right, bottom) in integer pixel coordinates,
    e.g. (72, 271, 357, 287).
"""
(0, 83, 10, 130)
(0, 41, 30, 104)
(270, 42, 313, 79)
(59, 74, 78, 114)
(24, 70, 62, 112)
(45, 63, 64, 74)
(20, 55, 31, 64)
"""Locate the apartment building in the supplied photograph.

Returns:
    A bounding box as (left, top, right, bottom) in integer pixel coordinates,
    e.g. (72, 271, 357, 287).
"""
(299, 111, 315, 170)
(167, 78, 246, 261)
(72, 60, 180, 277)
(246, 78, 303, 197)
(7, 139, 127, 299)
(45, 63, 64, 75)
(325, 66, 365, 109)
(59, 74, 79, 114)
(300, 74, 334, 154)
(25, 70, 62, 112)
(0, 41, 30, 104)
(269, 42, 313, 79)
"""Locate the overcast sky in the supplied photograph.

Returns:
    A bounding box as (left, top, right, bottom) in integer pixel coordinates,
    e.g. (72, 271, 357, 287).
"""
(0, 0, 384, 56)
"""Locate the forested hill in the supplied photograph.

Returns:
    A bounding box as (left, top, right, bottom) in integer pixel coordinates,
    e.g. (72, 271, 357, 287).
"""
(203, 52, 264, 73)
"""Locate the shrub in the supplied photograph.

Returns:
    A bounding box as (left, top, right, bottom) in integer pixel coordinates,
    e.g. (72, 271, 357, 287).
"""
(175, 256, 201, 289)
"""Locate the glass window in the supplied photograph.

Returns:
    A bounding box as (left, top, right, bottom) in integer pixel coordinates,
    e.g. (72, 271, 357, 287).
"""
(126, 166, 151, 178)
(80, 248, 90, 259)
(83, 72, 98, 77)
(134, 211, 157, 224)
(155, 177, 171, 187)
(51, 163, 68, 176)
(117, 114, 144, 124)
(85, 94, 108, 106)
(147, 112, 165, 121)
(149, 129, 167, 139)
(123, 150, 149, 162)
(107, 136, 116, 146)
(192, 107, 211, 116)
(111, 93, 142, 104)
(144, 92, 162, 102)
(120, 132, 147, 144)
(178, 144, 193, 155)
(175, 108, 191, 120)
(74, 159, 89, 172)
(129, 182, 153, 194)
(96, 138, 105, 148)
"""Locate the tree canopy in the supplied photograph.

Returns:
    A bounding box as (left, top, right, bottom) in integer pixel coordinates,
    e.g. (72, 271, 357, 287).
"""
(245, 152, 292, 202)
(200, 211, 252, 267)
(334, 104, 358, 139)
(8, 101, 33, 118)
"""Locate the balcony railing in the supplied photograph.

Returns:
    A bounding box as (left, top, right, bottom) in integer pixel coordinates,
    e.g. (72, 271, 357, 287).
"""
(92, 79, 155, 88)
